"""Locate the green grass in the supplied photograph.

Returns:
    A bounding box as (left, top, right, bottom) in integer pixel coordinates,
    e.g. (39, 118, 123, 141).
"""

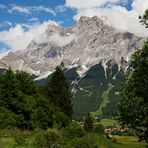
(92, 83, 113, 116)
(0, 138, 15, 148)
(0, 132, 147, 148)
(100, 118, 120, 128)
(113, 136, 147, 148)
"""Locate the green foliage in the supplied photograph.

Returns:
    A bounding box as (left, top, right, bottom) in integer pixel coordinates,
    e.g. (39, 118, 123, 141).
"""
(0, 68, 37, 129)
(0, 107, 17, 129)
(83, 112, 94, 132)
(94, 124, 105, 134)
(31, 97, 56, 129)
(0, 68, 71, 130)
(119, 40, 148, 142)
(45, 66, 73, 119)
(34, 129, 62, 148)
(71, 133, 117, 148)
(139, 9, 148, 28)
(53, 111, 71, 128)
(62, 122, 85, 138)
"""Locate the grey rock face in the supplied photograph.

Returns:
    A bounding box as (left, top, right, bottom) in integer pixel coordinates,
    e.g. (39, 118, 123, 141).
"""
(0, 16, 144, 78)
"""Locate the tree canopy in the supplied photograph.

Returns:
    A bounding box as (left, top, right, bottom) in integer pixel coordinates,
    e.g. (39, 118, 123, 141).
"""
(118, 35, 148, 142)
(0, 68, 71, 130)
(45, 67, 73, 119)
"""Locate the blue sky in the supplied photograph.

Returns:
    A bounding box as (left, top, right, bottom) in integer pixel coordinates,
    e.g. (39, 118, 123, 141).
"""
(0, 0, 133, 29)
(0, 0, 76, 29)
(0, 0, 147, 57)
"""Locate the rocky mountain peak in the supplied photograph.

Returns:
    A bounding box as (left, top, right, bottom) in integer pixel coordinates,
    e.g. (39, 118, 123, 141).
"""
(46, 25, 63, 34)
(0, 16, 144, 79)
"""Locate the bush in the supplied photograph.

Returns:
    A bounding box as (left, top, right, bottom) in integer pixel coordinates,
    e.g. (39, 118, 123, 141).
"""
(34, 129, 63, 148)
(62, 122, 85, 138)
(94, 124, 105, 134)
(72, 137, 94, 148)
(53, 111, 71, 128)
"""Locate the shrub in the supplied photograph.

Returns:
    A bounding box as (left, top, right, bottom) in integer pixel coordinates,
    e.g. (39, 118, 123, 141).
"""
(53, 111, 71, 128)
(62, 122, 85, 138)
(94, 124, 105, 134)
(34, 129, 62, 148)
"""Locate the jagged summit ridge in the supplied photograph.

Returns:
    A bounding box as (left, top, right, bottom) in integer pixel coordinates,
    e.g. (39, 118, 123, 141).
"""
(0, 16, 144, 79)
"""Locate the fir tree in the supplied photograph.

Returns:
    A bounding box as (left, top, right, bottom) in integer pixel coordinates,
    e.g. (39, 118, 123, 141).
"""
(83, 112, 94, 132)
(45, 67, 73, 119)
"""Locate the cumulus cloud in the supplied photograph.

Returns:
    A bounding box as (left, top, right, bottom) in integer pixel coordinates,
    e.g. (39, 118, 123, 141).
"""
(0, 20, 59, 52)
(8, 5, 55, 15)
(65, 0, 118, 9)
(66, 0, 148, 37)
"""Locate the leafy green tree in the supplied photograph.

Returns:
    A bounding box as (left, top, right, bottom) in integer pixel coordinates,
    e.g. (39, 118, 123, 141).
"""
(45, 66, 73, 118)
(139, 9, 148, 28)
(118, 40, 148, 142)
(83, 112, 94, 132)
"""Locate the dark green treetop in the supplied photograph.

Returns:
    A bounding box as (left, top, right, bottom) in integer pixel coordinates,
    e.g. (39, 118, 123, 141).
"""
(83, 112, 94, 132)
(45, 66, 73, 119)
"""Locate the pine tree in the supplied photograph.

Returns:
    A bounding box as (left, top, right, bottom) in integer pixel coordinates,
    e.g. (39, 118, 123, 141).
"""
(45, 67, 73, 119)
(83, 112, 94, 132)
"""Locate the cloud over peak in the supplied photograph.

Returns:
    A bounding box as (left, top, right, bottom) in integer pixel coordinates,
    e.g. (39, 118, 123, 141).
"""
(66, 0, 148, 37)
(0, 21, 59, 52)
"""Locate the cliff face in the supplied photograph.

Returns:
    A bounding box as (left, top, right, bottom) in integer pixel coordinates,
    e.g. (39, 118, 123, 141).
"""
(0, 16, 144, 78)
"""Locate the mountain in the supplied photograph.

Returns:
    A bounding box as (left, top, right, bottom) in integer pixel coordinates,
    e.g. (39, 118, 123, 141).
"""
(0, 16, 144, 119)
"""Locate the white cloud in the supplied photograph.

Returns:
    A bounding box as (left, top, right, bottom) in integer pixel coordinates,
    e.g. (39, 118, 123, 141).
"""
(65, 0, 118, 9)
(55, 5, 67, 13)
(9, 5, 31, 14)
(32, 5, 55, 16)
(8, 5, 55, 15)
(66, 0, 148, 37)
(28, 17, 39, 22)
(0, 21, 13, 27)
(0, 20, 59, 52)
(0, 4, 6, 10)
(45, 33, 76, 47)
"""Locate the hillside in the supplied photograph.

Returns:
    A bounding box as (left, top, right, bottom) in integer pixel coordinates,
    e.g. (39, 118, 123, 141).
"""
(0, 16, 144, 119)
